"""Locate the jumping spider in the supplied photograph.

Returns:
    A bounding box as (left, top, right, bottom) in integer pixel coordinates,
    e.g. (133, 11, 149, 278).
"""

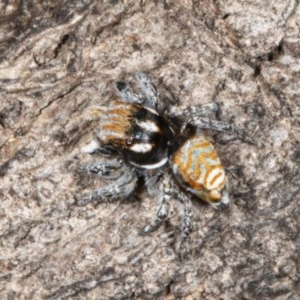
(77, 72, 246, 244)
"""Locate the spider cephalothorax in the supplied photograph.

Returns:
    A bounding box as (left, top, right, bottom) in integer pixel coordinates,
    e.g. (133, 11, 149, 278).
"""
(77, 72, 244, 245)
(94, 101, 174, 169)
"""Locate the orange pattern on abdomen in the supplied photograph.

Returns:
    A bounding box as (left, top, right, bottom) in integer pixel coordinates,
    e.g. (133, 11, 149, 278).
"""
(172, 136, 226, 193)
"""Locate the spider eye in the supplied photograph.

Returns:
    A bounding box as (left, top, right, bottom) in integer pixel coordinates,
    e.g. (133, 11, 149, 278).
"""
(126, 137, 133, 146)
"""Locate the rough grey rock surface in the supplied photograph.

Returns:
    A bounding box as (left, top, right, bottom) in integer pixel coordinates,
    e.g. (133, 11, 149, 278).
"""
(1, 0, 300, 299)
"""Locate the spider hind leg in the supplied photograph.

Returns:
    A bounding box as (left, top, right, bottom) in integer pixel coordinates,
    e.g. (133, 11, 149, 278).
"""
(142, 174, 173, 234)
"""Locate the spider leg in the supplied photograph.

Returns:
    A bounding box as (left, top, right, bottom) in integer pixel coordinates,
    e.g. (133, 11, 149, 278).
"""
(143, 173, 172, 234)
(177, 191, 193, 242)
(115, 72, 159, 109)
(169, 103, 220, 134)
(115, 80, 143, 104)
(77, 159, 123, 180)
(77, 165, 138, 206)
(170, 104, 254, 143)
(169, 103, 219, 117)
(81, 139, 117, 156)
(176, 191, 194, 255)
(189, 117, 253, 142)
(135, 72, 159, 110)
(143, 169, 164, 197)
(190, 116, 239, 133)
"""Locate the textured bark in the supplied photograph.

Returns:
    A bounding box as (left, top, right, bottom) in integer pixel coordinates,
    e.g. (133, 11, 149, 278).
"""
(1, 0, 300, 299)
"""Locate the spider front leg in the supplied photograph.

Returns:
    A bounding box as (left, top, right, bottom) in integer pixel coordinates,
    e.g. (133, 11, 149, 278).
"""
(115, 72, 159, 110)
(135, 72, 159, 110)
(142, 173, 173, 234)
(77, 163, 138, 206)
(115, 80, 144, 104)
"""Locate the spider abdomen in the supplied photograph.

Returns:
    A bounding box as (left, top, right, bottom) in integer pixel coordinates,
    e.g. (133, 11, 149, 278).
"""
(171, 136, 229, 206)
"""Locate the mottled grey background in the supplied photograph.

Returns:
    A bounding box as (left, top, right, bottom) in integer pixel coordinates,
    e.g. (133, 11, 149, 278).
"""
(0, 0, 300, 299)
